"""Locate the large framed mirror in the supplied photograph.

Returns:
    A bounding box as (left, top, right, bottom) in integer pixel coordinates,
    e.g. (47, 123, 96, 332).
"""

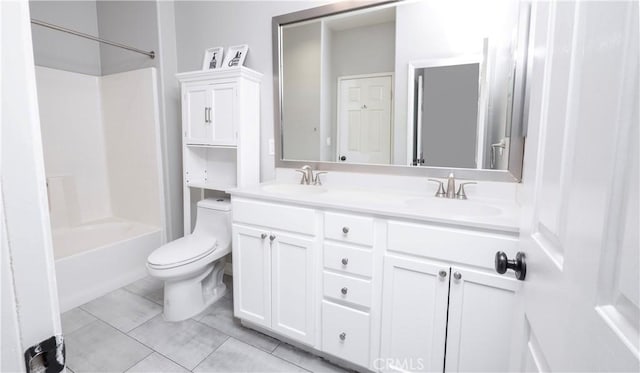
(273, 0, 531, 181)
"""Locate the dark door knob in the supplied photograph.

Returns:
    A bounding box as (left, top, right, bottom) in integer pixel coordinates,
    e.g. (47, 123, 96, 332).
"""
(340, 155, 346, 161)
(495, 251, 526, 281)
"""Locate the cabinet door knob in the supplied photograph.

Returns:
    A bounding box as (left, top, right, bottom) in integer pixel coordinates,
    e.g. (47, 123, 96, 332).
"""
(341, 287, 348, 295)
(260, 233, 267, 239)
(339, 332, 346, 341)
(269, 234, 276, 242)
(341, 258, 349, 265)
(453, 272, 462, 280)
(342, 226, 349, 234)
(439, 270, 448, 278)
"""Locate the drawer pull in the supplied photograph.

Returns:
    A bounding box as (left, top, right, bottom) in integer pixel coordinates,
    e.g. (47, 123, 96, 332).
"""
(342, 226, 349, 234)
(269, 234, 276, 242)
(339, 332, 346, 341)
(341, 258, 349, 265)
(260, 233, 267, 239)
(439, 270, 448, 278)
(341, 287, 348, 295)
(454, 271, 462, 280)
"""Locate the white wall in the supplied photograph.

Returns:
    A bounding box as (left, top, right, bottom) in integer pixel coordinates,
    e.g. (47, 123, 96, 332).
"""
(35, 66, 112, 227)
(101, 68, 165, 229)
(174, 0, 330, 181)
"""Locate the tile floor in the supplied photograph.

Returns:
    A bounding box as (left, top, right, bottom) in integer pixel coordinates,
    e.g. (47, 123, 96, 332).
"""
(62, 275, 351, 373)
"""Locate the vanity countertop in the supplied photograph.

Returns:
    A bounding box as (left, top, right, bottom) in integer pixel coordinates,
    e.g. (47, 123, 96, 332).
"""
(229, 182, 521, 234)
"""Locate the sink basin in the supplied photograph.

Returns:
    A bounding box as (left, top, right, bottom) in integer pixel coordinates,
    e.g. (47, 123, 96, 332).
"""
(404, 198, 502, 217)
(261, 183, 328, 195)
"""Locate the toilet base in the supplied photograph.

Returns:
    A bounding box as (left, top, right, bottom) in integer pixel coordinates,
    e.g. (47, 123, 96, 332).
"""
(162, 259, 227, 321)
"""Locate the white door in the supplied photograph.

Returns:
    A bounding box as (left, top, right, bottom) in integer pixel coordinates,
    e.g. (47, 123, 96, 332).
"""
(2, 2, 63, 371)
(445, 266, 520, 372)
(270, 232, 315, 345)
(337, 75, 392, 165)
(232, 225, 271, 328)
(513, 1, 639, 371)
(379, 256, 449, 372)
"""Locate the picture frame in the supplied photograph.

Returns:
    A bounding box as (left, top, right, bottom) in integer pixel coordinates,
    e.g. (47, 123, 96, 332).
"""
(202, 47, 224, 70)
(221, 44, 248, 68)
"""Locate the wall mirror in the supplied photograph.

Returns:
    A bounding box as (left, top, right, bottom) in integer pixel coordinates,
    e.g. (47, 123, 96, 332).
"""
(273, 0, 531, 181)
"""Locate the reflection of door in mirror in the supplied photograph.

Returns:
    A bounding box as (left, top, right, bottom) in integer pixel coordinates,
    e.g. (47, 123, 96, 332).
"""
(415, 63, 479, 168)
(337, 74, 392, 165)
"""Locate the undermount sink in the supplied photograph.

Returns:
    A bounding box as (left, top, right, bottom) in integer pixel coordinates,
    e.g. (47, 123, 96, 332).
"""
(261, 183, 328, 195)
(404, 197, 503, 217)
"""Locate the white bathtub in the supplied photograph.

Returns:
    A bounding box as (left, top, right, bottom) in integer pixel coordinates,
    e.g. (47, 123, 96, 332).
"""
(54, 218, 162, 312)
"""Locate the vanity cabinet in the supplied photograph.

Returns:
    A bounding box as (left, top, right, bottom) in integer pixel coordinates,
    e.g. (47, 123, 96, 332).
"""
(230, 195, 521, 372)
(379, 256, 449, 372)
(231, 198, 318, 346)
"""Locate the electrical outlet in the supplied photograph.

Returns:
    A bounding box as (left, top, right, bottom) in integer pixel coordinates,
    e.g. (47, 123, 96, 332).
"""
(268, 139, 275, 155)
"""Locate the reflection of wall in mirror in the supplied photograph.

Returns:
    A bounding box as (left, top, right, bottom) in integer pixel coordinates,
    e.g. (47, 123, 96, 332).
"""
(395, 0, 521, 168)
(281, 21, 322, 161)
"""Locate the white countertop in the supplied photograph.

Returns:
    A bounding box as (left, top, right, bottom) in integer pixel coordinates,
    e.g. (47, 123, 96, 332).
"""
(229, 182, 521, 234)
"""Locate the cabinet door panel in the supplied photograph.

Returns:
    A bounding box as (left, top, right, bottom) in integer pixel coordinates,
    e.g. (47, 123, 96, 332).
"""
(271, 232, 315, 345)
(445, 266, 521, 372)
(232, 225, 271, 328)
(209, 83, 236, 145)
(380, 256, 450, 372)
(185, 85, 211, 144)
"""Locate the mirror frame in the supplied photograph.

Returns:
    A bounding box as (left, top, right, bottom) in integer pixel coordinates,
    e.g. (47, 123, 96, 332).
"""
(273, 0, 531, 182)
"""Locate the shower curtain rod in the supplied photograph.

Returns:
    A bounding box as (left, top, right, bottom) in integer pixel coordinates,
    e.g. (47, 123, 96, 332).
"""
(31, 19, 155, 59)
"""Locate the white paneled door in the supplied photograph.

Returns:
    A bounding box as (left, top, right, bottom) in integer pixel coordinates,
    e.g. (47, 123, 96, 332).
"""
(337, 74, 392, 165)
(515, 1, 639, 371)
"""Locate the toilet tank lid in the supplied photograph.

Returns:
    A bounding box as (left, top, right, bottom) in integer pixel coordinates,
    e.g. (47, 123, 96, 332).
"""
(197, 198, 231, 211)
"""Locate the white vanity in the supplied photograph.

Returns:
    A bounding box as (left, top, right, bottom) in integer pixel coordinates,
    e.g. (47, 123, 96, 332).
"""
(229, 171, 523, 372)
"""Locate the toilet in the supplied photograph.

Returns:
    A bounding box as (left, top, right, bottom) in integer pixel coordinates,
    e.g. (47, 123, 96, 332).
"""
(147, 198, 231, 321)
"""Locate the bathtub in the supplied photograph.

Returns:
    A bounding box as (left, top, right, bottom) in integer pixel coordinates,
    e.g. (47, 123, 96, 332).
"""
(54, 218, 163, 312)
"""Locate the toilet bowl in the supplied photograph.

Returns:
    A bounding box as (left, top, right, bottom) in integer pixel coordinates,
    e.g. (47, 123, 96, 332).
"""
(147, 198, 231, 321)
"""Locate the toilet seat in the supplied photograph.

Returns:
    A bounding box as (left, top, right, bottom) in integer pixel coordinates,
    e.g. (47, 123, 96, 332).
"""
(148, 234, 218, 269)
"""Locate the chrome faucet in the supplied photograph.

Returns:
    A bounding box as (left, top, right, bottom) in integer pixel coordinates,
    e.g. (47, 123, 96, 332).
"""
(295, 165, 327, 185)
(428, 173, 477, 200)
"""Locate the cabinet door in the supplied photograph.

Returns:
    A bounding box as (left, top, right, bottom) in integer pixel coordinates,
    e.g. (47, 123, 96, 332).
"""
(208, 82, 237, 146)
(232, 225, 271, 328)
(184, 85, 212, 145)
(445, 266, 520, 372)
(380, 256, 450, 372)
(270, 232, 315, 345)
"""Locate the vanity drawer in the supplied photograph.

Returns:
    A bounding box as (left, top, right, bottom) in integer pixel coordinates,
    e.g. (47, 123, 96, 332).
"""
(323, 271, 372, 308)
(323, 243, 372, 277)
(322, 301, 370, 368)
(387, 220, 519, 270)
(324, 212, 373, 246)
(232, 198, 316, 235)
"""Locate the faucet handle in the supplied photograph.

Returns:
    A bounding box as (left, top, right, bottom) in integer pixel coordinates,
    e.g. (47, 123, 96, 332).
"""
(456, 182, 477, 200)
(428, 179, 447, 198)
(295, 169, 308, 184)
(313, 171, 328, 186)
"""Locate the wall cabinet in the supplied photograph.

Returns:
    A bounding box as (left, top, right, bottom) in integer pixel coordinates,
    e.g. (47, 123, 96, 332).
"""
(184, 82, 237, 146)
(230, 196, 521, 372)
(177, 68, 261, 233)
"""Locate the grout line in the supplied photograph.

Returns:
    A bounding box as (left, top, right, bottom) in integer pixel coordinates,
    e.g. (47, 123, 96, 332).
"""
(121, 349, 155, 373)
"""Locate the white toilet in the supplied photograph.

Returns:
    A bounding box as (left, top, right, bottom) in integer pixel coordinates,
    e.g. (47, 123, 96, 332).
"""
(147, 198, 231, 321)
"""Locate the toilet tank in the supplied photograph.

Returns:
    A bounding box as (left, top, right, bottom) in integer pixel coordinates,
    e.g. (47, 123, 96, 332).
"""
(193, 198, 232, 249)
